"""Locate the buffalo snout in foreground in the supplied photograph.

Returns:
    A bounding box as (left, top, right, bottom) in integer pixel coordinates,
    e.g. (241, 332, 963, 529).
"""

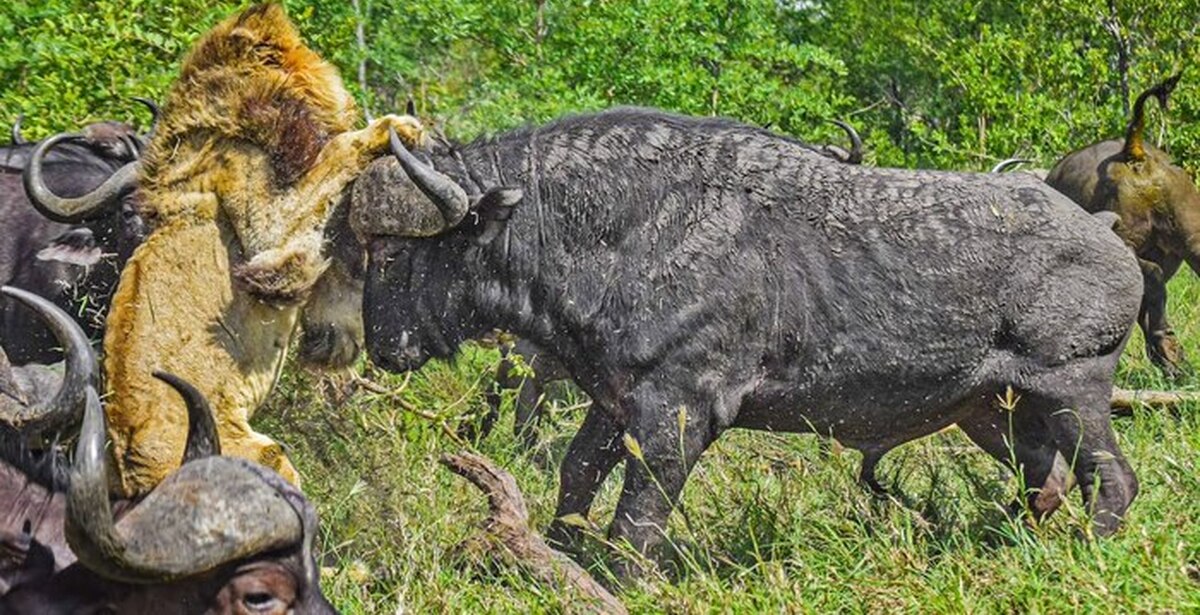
(0, 285, 333, 614)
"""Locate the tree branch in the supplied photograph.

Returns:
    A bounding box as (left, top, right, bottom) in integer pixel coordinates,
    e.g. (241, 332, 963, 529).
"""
(1111, 387, 1200, 417)
(440, 451, 627, 615)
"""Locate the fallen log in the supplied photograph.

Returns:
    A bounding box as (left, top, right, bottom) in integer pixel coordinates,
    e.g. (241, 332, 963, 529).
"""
(440, 451, 627, 615)
(1111, 387, 1200, 417)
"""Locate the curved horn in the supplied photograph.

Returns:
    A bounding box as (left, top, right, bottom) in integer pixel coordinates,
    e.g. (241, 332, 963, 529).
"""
(131, 97, 160, 138)
(0, 286, 93, 434)
(990, 158, 1033, 173)
(389, 128, 469, 229)
(826, 119, 863, 164)
(153, 372, 220, 462)
(10, 114, 26, 145)
(23, 133, 138, 223)
(66, 381, 303, 584)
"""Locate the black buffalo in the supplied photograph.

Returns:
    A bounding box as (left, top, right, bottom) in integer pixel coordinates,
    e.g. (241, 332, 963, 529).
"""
(352, 108, 1142, 571)
(0, 287, 333, 614)
(0, 106, 153, 364)
(0, 286, 93, 594)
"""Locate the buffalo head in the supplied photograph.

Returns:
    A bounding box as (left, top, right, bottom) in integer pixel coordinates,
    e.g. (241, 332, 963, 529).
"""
(355, 129, 521, 373)
(1, 374, 333, 614)
(0, 102, 157, 365)
(0, 286, 94, 593)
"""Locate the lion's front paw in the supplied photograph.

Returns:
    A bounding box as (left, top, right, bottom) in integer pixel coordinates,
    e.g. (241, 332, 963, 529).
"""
(376, 114, 425, 148)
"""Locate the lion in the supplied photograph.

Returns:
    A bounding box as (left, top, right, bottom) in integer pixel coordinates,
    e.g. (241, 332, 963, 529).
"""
(102, 3, 424, 496)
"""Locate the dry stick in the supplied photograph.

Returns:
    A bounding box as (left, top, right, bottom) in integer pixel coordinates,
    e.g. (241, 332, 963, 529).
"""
(352, 372, 468, 446)
(1111, 387, 1200, 417)
(440, 452, 628, 615)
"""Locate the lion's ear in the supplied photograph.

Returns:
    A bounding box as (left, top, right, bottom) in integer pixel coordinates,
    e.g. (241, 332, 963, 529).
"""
(233, 234, 328, 307)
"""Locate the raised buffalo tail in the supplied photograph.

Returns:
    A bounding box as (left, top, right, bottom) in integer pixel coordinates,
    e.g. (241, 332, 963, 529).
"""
(1122, 73, 1182, 161)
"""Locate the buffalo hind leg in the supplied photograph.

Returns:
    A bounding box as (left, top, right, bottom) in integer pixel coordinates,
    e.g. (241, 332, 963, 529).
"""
(1015, 359, 1138, 537)
(1138, 257, 1188, 380)
(859, 447, 891, 498)
(546, 406, 624, 551)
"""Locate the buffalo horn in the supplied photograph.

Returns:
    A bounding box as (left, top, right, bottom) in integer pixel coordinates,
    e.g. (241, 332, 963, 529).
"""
(0, 286, 93, 434)
(131, 97, 160, 138)
(23, 133, 138, 223)
(66, 378, 302, 584)
(153, 371, 220, 462)
(827, 119, 863, 165)
(10, 114, 26, 145)
(990, 158, 1033, 174)
(389, 127, 469, 229)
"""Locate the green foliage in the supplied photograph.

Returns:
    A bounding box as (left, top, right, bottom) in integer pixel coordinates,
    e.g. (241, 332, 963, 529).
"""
(6, 0, 1199, 170)
(795, 0, 1200, 169)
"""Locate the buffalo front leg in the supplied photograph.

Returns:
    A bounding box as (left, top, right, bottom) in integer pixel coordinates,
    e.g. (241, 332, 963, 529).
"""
(958, 403, 1073, 522)
(1137, 257, 1188, 380)
(546, 405, 624, 552)
(1047, 396, 1138, 537)
(608, 394, 717, 579)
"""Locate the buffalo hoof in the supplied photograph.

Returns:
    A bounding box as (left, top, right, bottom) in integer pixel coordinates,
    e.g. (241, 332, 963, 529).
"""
(1147, 335, 1191, 382)
(545, 518, 584, 555)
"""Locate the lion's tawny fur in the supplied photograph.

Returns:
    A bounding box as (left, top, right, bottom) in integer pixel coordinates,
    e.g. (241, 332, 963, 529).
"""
(103, 3, 423, 496)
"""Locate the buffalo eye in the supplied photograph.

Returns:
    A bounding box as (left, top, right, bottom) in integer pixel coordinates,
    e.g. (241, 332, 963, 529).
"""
(241, 591, 284, 613)
(220, 562, 297, 615)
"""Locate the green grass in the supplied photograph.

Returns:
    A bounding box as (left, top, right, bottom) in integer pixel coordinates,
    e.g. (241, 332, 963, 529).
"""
(258, 274, 1200, 613)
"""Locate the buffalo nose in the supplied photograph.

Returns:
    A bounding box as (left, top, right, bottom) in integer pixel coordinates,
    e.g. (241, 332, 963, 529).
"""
(371, 332, 422, 373)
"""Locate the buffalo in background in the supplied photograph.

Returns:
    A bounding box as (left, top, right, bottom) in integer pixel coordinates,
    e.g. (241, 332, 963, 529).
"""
(1046, 74, 1197, 381)
(0, 103, 153, 364)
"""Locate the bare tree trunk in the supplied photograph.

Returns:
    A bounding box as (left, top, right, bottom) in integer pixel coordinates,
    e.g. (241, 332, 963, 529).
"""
(441, 452, 627, 615)
(352, 0, 373, 121)
(1103, 0, 1132, 118)
(535, 0, 547, 47)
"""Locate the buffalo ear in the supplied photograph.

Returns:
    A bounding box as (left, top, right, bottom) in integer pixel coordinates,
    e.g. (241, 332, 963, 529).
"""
(473, 187, 523, 246)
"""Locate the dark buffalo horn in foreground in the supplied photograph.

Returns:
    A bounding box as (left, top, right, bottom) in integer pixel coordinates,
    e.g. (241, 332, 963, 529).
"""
(153, 371, 221, 462)
(65, 381, 303, 584)
(10, 114, 26, 145)
(131, 97, 160, 137)
(389, 127, 469, 229)
(0, 286, 93, 433)
(23, 133, 139, 223)
(991, 158, 1033, 173)
(827, 119, 863, 164)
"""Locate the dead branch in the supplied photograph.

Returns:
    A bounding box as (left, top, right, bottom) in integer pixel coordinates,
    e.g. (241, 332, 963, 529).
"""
(1111, 387, 1200, 417)
(353, 371, 468, 446)
(440, 452, 627, 615)
(351, 0, 373, 121)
